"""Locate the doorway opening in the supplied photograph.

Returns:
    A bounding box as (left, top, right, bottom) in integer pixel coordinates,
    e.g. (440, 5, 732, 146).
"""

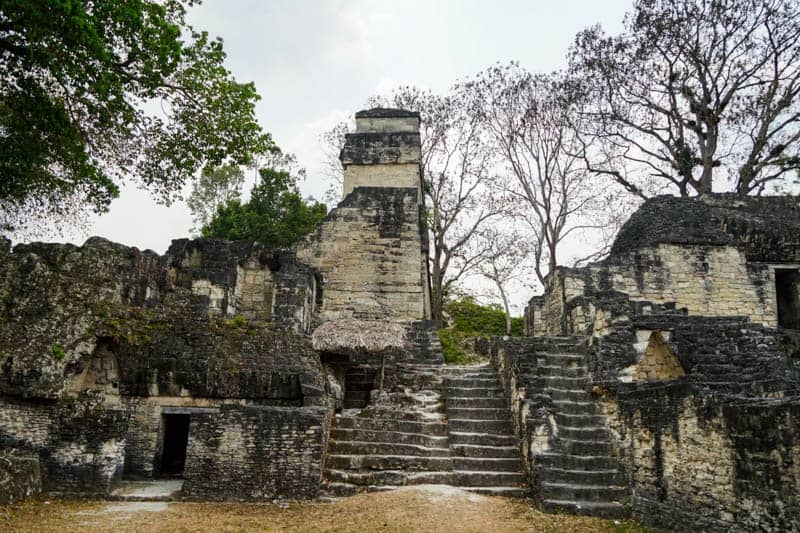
(343, 367, 376, 409)
(775, 268, 800, 329)
(159, 414, 190, 477)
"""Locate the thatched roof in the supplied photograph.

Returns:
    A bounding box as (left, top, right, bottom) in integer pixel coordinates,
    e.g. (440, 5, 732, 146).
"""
(311, 320, 409, 354)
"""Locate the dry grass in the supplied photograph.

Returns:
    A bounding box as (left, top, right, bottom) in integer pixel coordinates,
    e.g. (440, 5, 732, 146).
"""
(0, 486, 644, 533)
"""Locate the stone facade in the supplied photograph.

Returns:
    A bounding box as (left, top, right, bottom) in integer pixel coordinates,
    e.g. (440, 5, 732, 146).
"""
(514, 194, 800, 531)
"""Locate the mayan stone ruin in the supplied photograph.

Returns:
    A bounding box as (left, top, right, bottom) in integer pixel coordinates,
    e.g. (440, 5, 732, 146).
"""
(1, 109, 799, 532)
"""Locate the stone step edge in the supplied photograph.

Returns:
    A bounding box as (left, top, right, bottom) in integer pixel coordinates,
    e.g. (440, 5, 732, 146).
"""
(330, 429, 450, 441)
(541, 481, 627, 491)
(328, 441, 451, 453)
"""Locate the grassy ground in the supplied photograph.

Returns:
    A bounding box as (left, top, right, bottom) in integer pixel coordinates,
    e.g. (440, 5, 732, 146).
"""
(1, 486, 646, 533)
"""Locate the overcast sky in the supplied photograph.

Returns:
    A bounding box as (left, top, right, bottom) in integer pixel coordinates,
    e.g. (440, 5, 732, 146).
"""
(63, 0, 633, 309)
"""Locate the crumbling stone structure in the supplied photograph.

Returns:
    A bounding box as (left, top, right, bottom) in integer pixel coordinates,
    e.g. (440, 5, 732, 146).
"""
(498, 194, 800, 531)
(2, 108, 798, 533)
(0, 108, 435, 501)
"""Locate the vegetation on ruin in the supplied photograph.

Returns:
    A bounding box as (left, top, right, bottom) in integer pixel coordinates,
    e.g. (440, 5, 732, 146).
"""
(201, 167, 327, 248)
(439, 296, 523, 364)
(0, 0, 273, 237)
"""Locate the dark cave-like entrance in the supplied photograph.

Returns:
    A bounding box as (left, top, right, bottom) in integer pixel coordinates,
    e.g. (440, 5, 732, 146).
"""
(775, 268, 800, 329)
(159, 414, 190, 477)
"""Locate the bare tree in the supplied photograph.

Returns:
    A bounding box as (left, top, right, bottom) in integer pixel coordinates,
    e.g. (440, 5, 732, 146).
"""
(319, 120, 353, 205)
(570, 0, 800, 196)
(471, 226, 533, 334)
(466, 65, 622, 287)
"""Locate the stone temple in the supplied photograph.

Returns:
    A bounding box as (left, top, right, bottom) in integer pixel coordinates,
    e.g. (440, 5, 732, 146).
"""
(1, 109, 798, 531)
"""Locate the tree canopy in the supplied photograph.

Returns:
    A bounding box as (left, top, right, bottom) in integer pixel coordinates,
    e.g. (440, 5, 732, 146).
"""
(570, 0, 800, 196)
(0, 0, 273, 234)
(201, 167, 327, 248)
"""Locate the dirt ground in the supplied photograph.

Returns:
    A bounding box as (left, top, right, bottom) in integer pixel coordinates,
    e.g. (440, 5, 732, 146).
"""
(1, 486, 643, 533)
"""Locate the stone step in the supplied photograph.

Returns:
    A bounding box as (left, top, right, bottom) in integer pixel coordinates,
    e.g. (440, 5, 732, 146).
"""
(551, 400, 599, 415)
(545, 388, 591, 402)
(555, 412, 607, 426)
(536, 354, 586, 366)
(452, 470, 528, 487)
(536, 452, 619, 471)
(326, 454, 453, 471)
(329, 428, 450, 448)
(450, 444, 520, 459)
(320, 482, 359, 498)
(541, 482, 628, 503)
(446, 397, 508, 409)
(324, 469, 527, 487)
(537, 366, 588, 378)
(446, 407, 511, 421)
(532, 337, 587, 353)
(449, 432, 518, 447)
(444, 364, 496, 376)
(443, 386, 505, 398)
(540, 466, 625, 486)
(556, 425, 609, 440)
(453, 457, 524, 472)
(443, 376, 500, 388)
(541, 499, 628, 519)
(539, 375, 589, 389)
(334, 417, 448, 436)
(557, 438, 612, 456)
(463, 486, 530, 498)
(327, 440, 451, 457)
(448, 419, 513, 434)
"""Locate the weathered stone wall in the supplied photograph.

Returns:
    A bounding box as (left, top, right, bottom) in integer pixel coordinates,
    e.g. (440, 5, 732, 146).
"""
(533, 244, 776, 336)
(297, 187, 429, 323)
(182, 405, 329, 501)
(0, 394, 127, 495)
(341, 108, 423, 200)
(601, 383, 800, 532)
(0, 450, 41, 504)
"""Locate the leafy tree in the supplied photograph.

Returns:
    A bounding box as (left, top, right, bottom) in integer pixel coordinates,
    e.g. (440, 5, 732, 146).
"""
(439, 296, 523, 364)
(0, 0, 273, 235)
(201, 168, 327, 248)
(186, 164, 245, 233)
(570, 0, 800, 196)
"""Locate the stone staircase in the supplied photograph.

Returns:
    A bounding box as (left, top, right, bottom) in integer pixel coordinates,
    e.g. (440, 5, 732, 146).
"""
(531, 338, 629, 518)
(443, 365, 528, 497)
(408, 321, 445, 364)
(321, 363, 527, 498)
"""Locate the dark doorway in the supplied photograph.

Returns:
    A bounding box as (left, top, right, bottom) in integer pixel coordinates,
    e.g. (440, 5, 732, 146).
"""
(343, 367, 376, 409)
(776, 269, 800, 329)
(159, 414, 190, 477)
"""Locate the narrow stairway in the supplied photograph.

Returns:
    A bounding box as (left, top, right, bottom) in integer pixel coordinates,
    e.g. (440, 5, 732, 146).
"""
(321, 363, 528, 498)
(321, 364, 452, 497)
(443, 365, 528, 497)
(532, 338, 629, 518)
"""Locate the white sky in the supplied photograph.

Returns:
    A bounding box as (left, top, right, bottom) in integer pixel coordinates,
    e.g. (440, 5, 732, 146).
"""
(61, 0, 633, 311)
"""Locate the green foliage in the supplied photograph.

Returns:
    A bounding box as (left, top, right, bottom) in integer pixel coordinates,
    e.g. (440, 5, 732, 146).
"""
(51, 343, 66, 361)
(224, 314, 248, 329)
(439, 296, 523, 364)
(0, 0, 273, 233)
(201, 168, 327, 248)
(445, 296, 523, 337)
(186, 164, 246, 233)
